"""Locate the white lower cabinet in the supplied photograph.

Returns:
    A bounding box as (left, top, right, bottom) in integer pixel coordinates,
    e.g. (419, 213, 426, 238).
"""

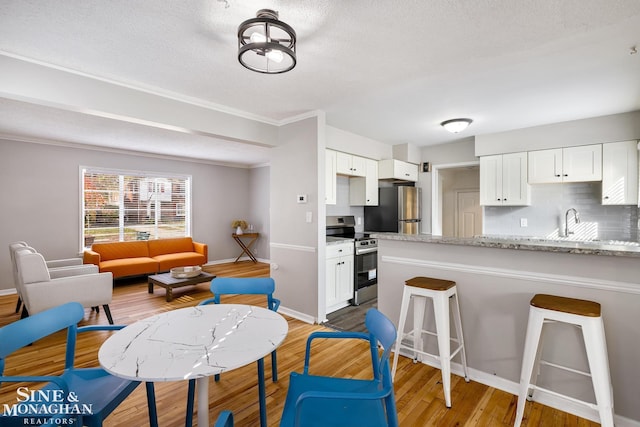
(326, 242, 354, 314)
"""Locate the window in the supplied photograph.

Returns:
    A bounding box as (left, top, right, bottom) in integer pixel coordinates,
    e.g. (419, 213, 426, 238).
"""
(81, 167, 192, 247)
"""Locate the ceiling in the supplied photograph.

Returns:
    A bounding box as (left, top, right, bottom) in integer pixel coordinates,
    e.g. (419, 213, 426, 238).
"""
(1, 0, 639, 166)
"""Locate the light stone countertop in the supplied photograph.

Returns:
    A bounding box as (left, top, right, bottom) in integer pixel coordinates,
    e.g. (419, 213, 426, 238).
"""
(326, 236, 354, 245)
(371, 233, 640, 258)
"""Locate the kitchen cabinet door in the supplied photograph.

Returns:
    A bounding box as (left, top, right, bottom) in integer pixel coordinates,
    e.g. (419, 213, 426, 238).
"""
(349, 158, 379, 205)
(480, 153, 530, 206)
(528, 149, 563, 183)
(378, 159, 418, 181)
(562, 144, 602, 182)
(326, 242, 354, 313)
(502, 152, 530, 205)
(528, 145, 602, 183)
(336, 151, 366, 176)
(326, 150, 337, 205)
(602, 140, 638, 205)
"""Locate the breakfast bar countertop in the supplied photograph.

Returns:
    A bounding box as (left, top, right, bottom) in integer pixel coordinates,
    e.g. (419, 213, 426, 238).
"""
(370, 233, 640, 258)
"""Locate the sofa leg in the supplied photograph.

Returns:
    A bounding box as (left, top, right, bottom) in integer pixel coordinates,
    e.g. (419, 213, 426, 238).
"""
(103, 304, 114, 324)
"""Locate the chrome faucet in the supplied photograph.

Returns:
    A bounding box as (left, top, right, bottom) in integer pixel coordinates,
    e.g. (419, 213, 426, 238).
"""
(565, 208, 581, 236)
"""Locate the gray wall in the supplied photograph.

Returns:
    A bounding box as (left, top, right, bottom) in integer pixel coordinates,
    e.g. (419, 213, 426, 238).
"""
(270, 116, 321, 320)
(248, 165, 271, 259)
(0, 138, 267, 291)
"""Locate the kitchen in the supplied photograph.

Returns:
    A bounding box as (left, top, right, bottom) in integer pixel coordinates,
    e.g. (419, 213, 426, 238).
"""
(324, 111, 640, 425)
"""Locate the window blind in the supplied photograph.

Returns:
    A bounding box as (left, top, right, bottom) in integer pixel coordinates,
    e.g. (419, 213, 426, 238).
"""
(81, 167, 192, 247)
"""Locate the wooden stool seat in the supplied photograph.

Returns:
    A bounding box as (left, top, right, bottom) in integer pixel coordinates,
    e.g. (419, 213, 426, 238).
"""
(530, 294, 601, 317)
(392, 276, 469, 408)
(406, 276, 456, 291)
(515, 294, 613, 427)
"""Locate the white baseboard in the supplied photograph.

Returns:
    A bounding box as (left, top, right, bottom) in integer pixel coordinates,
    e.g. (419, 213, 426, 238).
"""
(0, 288, 17, 297)
(278, 305, 315, 324)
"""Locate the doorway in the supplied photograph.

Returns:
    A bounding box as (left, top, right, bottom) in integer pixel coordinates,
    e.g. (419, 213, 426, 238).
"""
(431, 162, 482, 237)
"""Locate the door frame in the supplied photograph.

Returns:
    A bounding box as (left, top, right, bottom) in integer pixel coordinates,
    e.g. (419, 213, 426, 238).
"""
(431, 161, 480, 236)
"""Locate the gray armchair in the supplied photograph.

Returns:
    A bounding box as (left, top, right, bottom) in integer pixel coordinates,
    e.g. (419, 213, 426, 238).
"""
(9, 242, 98, 315)
(14, 249, 115, 324)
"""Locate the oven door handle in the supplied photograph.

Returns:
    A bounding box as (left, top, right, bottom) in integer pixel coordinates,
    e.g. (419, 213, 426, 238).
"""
(355, 247, 378, 255)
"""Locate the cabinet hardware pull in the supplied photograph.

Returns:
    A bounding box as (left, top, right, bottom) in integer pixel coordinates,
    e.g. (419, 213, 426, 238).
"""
(563, 174, 568, 177)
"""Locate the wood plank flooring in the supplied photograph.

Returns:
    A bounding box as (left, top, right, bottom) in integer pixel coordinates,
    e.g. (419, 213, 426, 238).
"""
(0, 261, 599, 426)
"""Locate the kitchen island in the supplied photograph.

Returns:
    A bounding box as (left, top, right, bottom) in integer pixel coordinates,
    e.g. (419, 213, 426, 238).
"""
(374, 233, 640, 425)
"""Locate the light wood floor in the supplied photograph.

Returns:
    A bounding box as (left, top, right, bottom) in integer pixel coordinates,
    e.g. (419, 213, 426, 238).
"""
(0, 261, 598, 426)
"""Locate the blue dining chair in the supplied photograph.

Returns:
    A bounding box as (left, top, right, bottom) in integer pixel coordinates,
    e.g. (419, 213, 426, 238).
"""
(0, 301, 158, 427)
(214, 410, 234, 427)
(185, 277, 280, 427)
(279, 308, 399, 427)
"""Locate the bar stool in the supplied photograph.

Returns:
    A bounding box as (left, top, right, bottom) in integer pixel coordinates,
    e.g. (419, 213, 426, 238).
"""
(391, 276, 469, 408)
(514, 294, 614, 427)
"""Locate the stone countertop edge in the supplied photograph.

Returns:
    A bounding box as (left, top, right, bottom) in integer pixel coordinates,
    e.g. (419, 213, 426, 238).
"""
(370, 233, 640, 258)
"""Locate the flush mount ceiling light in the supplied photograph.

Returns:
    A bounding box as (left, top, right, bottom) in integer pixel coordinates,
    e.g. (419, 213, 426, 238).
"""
(237, 9, 297, 74)
(441, 118, 473, 133)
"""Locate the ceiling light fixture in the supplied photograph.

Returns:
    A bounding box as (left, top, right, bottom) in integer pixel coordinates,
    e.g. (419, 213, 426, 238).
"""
(440, 118, 473, 133)
(237, 9, 296, 74)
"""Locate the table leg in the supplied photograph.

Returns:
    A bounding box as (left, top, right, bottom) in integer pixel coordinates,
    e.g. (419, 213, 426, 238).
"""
(257, 358, 266, 427)
(146, 382, 158, 427)
(166, 287, 173, 302)
(197, 377, 209, 427)
(148, 282, 154, 293)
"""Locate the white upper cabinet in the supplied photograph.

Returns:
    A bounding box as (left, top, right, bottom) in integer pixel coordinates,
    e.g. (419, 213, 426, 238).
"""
(480, 152, 530, 206)
(349, 157, 379, 206)
(378, 159, 418, 181)
(528, 144, 602, 183)
(336, 151, 366, 177)
(325, 150, 337, 205)
(602, 140, 638, 205)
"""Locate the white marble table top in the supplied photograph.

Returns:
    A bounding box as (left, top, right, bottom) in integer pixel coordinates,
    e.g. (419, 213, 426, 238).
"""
(98, 304, 288, 382)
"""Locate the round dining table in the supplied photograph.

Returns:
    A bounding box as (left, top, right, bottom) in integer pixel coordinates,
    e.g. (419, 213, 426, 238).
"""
(98, 304, 288, 426)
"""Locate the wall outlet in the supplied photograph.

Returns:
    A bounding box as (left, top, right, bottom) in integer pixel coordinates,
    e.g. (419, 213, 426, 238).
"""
(520, 218, 528, 227)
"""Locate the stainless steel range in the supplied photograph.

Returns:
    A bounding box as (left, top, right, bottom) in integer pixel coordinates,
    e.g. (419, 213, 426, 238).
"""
(326, 216, 377, 306)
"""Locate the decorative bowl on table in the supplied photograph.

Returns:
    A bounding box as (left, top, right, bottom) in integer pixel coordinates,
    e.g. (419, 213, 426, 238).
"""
(170, 266, 202, 279)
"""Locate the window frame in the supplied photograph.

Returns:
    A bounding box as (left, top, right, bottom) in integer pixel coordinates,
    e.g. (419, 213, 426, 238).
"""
(80, 166, 192, 249)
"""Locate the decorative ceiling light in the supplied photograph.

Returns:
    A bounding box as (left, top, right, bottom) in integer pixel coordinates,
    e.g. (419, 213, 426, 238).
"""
(237, 9, 297, 74)
(440, 118, 473, 133)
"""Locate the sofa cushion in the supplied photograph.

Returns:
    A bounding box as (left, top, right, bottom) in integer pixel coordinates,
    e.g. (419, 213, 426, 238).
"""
(99, 257, 158, 278)
(91, 241, 150, 261)
(154, 252, 207, 272)
(147, 237, 194, 257)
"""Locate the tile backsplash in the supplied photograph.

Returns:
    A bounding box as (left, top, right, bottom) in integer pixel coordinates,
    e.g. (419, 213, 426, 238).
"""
(326, 176, 365, 232)
(483, 182, 639, 241)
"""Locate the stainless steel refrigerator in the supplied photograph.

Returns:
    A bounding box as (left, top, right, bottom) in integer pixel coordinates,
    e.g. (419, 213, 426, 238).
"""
(364, 186, 421, 234)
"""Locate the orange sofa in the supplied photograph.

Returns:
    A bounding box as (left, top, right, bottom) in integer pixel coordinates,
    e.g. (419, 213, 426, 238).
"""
(83, 237, 208, 279)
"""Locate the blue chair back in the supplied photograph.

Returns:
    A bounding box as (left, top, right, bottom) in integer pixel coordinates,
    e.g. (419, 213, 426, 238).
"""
(0, 302, 84, 365)
(365, 308, 397, 387)
(0, 302, 158, 427)
(207, 277, 280, 311)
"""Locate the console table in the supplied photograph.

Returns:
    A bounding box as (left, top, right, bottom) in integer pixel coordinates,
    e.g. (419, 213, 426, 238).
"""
(232, 232, 259, 263)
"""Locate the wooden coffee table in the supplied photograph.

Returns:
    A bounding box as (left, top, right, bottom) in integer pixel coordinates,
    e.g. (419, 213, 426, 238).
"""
(148, 271, 215, 302)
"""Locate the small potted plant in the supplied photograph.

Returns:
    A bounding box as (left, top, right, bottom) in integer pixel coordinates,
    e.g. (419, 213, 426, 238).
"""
(232, 219, 248, 235)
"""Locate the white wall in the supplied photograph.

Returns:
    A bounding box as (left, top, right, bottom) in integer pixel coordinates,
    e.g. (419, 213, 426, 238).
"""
(0, 138, 262, 292)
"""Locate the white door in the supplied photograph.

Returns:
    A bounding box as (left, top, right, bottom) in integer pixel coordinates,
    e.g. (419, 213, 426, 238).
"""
(456, 191, 482, 238)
